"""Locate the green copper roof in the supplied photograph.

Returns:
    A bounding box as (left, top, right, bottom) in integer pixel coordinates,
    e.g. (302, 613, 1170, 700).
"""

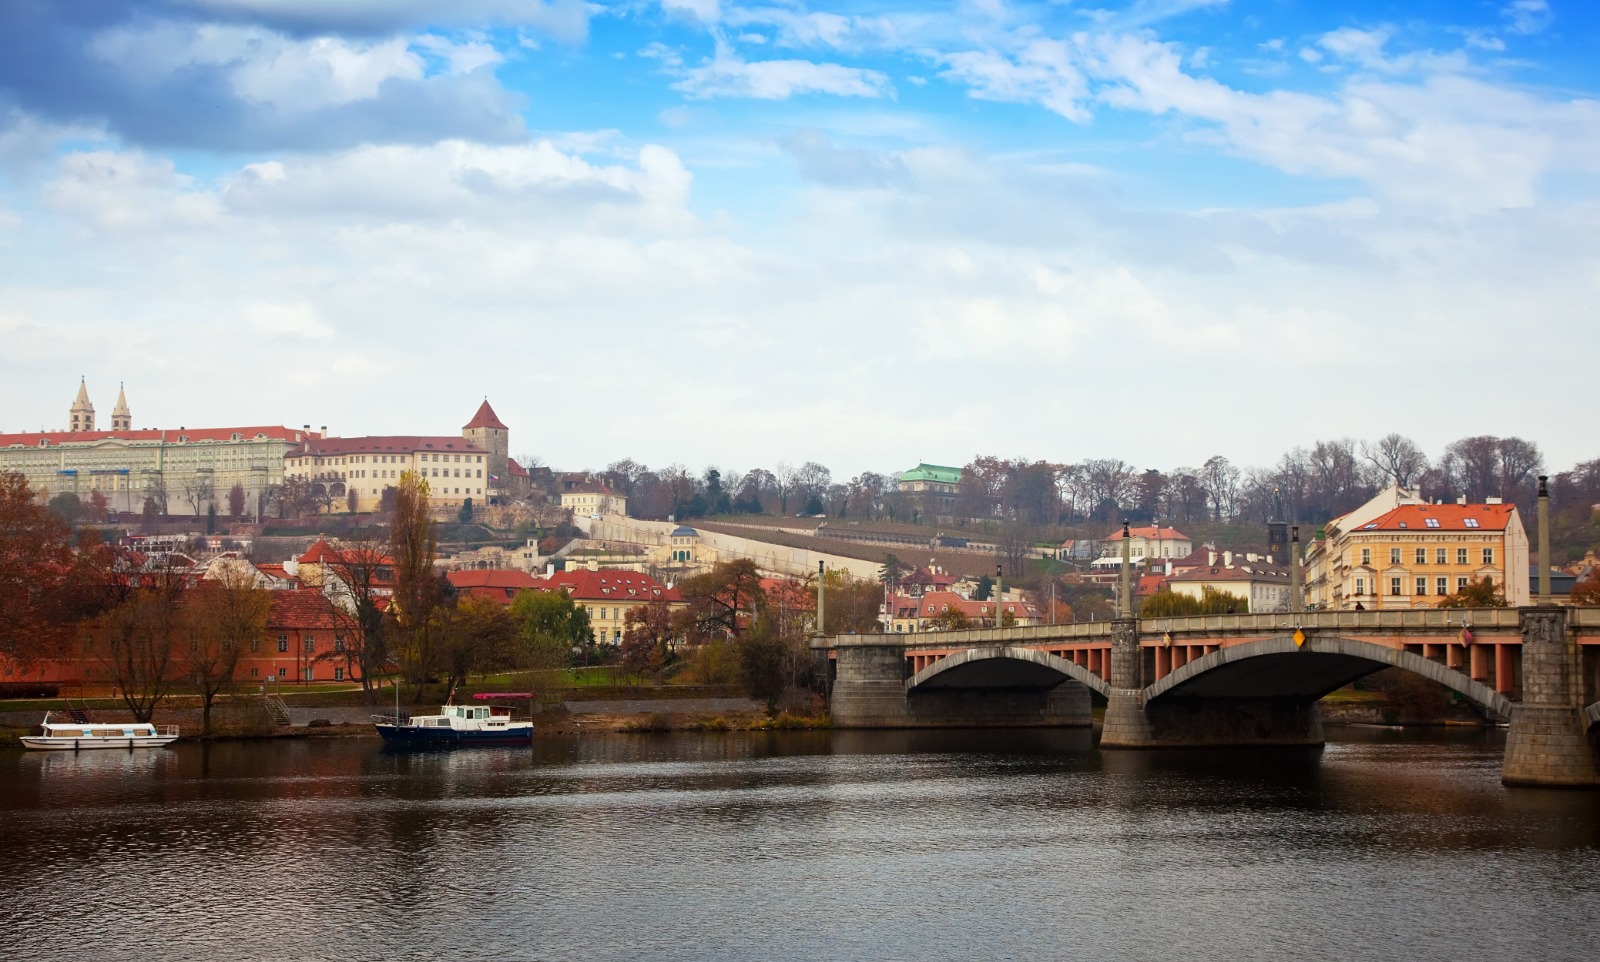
(900, 463, 962, 484)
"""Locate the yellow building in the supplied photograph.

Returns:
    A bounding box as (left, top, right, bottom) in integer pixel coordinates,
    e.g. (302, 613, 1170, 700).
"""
(285, 435, 489, 512)
(561, 483, 627, 518)
(0, 382, 304, 517)
(530, 564, 683, 644)
(1305, 488, 1529, 609)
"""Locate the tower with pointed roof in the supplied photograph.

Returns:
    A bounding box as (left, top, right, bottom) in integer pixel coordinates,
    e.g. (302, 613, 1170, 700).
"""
(462, 399, 509, 498)
(111, 383, 131, 432)
(69, 378, 95, 432)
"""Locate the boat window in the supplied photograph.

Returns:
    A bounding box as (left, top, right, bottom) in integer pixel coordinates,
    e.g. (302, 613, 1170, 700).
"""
(55, 729, 85, 737)
(92, 729, 122, 737)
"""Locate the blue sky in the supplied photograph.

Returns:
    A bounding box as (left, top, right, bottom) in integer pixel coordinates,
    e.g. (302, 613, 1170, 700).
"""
(2, 0, 1598, 480)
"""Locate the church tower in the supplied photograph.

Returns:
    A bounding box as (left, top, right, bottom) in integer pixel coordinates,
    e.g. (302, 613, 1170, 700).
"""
(462, 399, 509, 483)
(111, 383, 131, 432)
(69, 378, 95, 432)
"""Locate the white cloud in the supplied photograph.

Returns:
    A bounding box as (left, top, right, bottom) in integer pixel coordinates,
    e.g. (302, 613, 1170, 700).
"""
(938, 38, 1092, 122)
(675, 49, 893, 100)
(175, 0, 590, 42)
(1502, 0, 1554, 35)
(413, 35, 504, 75)
(90, 23, 430, 113)
(661, 0, 722, 24)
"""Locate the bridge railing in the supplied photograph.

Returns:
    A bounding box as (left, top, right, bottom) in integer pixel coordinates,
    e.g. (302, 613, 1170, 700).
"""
(819, 606, 1533, 650)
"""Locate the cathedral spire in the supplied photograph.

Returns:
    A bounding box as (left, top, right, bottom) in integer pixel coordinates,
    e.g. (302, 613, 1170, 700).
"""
(70, 377, 96, 432)
(111, 382, 131, 432)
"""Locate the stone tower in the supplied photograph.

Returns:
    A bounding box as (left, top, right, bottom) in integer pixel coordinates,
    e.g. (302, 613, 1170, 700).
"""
(69, 378, 95, 432)
(462, 399, 509, 480)
(111, 383, 131, 432)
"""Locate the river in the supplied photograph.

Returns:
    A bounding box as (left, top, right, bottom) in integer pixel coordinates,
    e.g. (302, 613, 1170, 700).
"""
(2, 728, 1598, 961)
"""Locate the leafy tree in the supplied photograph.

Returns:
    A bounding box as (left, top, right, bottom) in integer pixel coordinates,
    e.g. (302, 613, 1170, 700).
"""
(509, 589, 591, 669)
(48, 492, 83, 524)
(974, 575, 993, 601)
(227, 483, 247, 520)
(674, 559, 763, 642)
(1139, 586, 1249, 617)
(1436, 577, 1508, 608)
(432, 597, 518, 699)
(389, 471, 441, 700)
(821, 571, 883, 634)
(928, 605, 972, 631)
(140, 496, 160, 532)
(206, 503, 217, 534)
(183, 570, 271, 735)
(1571, 573, 1600, 606)
(0, 472, 80, 670)
(87, 489, 109, 522)
(620, 599, 675, 681)
(458, 497, 474, 523)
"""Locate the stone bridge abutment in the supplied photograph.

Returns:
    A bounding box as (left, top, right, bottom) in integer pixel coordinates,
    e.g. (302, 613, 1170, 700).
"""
(820, 607, 1600, 786)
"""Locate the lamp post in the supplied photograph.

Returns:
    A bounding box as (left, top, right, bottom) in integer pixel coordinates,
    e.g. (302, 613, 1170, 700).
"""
(1119, 520, 1132, 618)
(995, 563, 1003, 628)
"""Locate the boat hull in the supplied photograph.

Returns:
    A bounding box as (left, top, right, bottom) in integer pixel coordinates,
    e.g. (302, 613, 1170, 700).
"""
(21, 736, 180, 751)
(374, 724, 533, 748)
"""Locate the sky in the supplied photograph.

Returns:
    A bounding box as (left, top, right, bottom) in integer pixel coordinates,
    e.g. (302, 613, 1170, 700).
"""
(1, 0, 1597, 479)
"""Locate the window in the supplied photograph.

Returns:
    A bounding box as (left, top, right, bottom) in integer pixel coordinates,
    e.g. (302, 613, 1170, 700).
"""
(1354, 577, 1366, 596)
(1457, 548, 1468, 565)
(1361, 548, 1371, 566)
(277, 636, 288, 653)
(304, 636, 315, 653)
(1415, 548, 1427, 564)
(1390, 577, 1403, 596)
(250, 638, 259, 652)
(1415, 577, 1428, 595)
(1483, 548, 1494, 564)
(334, 636, 345, 652)
(1437, 577, 1449, 595)
(278, 667, 287, 677)
(1458, 577, 1469, 590)
(1425, 518, 1440, 528)
(303, 667, 315, 681)
(1390, 548, 1401, 565)
(1435, 548, 1447, 565)
(1463, 518, 1480, 528)
(334, 668, 344, 681)
(250, 668, 258, 677)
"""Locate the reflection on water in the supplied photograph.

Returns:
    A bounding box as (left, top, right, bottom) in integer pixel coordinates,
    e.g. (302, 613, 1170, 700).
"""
(1, 728, 1597, 962)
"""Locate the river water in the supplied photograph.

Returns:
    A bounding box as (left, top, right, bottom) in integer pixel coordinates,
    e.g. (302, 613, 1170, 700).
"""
(2, 728, 1598, 962)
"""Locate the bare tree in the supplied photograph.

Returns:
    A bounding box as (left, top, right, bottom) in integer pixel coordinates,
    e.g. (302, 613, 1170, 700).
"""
(182, 475, 215, 518)
(183, 569, 271, 736)
(1363, 433, 1428, 488)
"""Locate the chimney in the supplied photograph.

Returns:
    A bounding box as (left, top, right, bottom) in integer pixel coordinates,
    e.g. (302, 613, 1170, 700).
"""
(587, 559, 599, 572)
(1457, 495, 1467, 505)
(545, 562, 554, 578)
(1223, 550, 1234, 567)
(1485, 497, 1502, 505)
(1208, 550, 1218, 566)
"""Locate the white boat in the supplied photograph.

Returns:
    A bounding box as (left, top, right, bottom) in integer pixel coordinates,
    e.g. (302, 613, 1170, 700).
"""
(20, 712, 180, 751)
(373, 697, 534, 747)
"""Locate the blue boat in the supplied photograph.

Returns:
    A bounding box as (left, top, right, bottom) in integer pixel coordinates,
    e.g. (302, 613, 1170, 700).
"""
(373, 701, 533, 747)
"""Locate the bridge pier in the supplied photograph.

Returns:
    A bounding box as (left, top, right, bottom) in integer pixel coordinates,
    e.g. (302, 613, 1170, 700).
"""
(1100, 618, 1323, 749)
(830, 639, 1093, 728)
(1502, 608, 1600, 787)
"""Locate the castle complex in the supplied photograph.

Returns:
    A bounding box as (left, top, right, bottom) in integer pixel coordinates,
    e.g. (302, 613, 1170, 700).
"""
(0, 382, 527, 517)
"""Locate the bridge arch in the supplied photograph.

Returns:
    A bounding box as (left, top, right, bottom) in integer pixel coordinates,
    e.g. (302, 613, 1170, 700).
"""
(1143, 636, 1512, 718)
(906, 646, 1111, 699)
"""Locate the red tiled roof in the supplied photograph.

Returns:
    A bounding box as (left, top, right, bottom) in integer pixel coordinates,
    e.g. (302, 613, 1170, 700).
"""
(760, 577, 815, 611)
(288, 435, 485, 457)
(1356, 503, 1515, 533)
(448, 569, 538, 604)
(505, 458, 529, 478)
(898, 590, 1037, 620)
(298, 538, 394, 568)
(0, 426, 303, 447)
(1102, 525, 1190, 542)
(530, 568, 681, 603)
(268, 589, 344, 630)
(463, 400, 508, 430)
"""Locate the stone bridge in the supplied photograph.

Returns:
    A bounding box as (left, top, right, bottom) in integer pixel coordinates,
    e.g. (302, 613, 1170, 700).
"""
(814, 607, 1600, 787)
